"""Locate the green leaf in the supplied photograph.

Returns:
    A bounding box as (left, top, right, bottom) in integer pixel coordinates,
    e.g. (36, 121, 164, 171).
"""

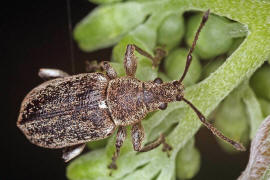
(201, 56, 225, 79)
(87, 138, 108, 150)
(227, 37, 245, 56)
(242, 84, 264, 139)
(157, 13, 185, 51)
(164, 48, 202, 86)
(68, 0, 270, 179)
(258, 98, 270, 117)
(176, 138, 201, 179)
(214, 83, 250, 153)
(67, 149, 111, 179)
(250, 64, 270, 101)
(74, 2, 149, 51)
(185, 13, 234, 60)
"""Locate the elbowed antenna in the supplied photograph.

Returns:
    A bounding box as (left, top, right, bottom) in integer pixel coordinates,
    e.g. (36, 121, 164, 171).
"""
(179, 9, 210, 84)
(182, 97, 246, 151)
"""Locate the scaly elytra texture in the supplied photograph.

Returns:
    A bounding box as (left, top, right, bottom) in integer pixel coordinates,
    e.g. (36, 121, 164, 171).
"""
(67, 0, 270, 180)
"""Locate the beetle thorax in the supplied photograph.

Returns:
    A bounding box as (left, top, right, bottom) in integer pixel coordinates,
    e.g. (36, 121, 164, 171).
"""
(106, 77, 148, 126)
(106, 77, 184, 126)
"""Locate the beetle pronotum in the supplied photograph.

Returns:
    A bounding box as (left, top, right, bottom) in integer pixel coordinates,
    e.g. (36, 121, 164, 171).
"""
(17, 10, 245, 170)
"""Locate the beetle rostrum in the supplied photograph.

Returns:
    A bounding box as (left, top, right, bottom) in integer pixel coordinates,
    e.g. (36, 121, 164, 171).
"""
(17, 10, 245, 170)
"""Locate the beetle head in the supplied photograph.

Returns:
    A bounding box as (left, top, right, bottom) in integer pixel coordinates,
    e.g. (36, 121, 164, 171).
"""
(143, 80, 184, 111)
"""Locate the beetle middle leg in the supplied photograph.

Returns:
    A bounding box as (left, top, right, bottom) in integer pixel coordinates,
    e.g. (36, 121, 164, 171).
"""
(108, 126, 127, 170)
(131, 122, 172, 154)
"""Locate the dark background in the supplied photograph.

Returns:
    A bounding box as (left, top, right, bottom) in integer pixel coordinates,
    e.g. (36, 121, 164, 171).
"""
(5, 1, 249, 179)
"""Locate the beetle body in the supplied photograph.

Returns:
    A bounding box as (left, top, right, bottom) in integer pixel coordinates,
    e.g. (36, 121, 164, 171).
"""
(17, 72, 183, 149)
(17, 10, 245, 169)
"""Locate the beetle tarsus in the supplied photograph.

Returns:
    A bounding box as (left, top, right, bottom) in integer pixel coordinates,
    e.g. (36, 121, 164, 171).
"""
(108, 157, 118, 170)
(108, 126, 126, 170)
(161, 138, 172, 157)
(131, 44, 166, 68)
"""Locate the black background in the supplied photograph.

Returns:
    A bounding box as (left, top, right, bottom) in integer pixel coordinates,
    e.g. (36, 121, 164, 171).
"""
(5, 1, 249, 179)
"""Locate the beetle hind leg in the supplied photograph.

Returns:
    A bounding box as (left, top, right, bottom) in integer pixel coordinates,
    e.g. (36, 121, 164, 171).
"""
(62, 143, 86, 162)
(38, 68, 69, 80)
(131, 122, 172, 155)
(108, 126, 127, 170)
(85, 60, 117, 79)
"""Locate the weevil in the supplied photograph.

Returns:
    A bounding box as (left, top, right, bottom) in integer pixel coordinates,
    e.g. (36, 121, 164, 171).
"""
(17, 10, 245, 170)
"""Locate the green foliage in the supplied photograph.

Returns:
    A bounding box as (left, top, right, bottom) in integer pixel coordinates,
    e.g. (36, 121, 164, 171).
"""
(176, 138, 200, 179)
(227, 37, 245, 56)
(201, 56, 225, 79)
(258, 98, 270, 118)
(250, 64, 270, 101)
(214, 83, 250, 153)
(74, 2, 149, 51)
(87, 138, 108, 150)
(164, 48, 201, 86)
(68, 0, 270, 179)
(185, 14, 234, 59)
(157, 13, 185, 51)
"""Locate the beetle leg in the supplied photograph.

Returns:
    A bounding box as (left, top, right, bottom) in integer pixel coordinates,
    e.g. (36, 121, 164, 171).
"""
(85, 60, 100, 73)
(38, 68, 69, 80)
(124, 44, 138, 77)
(62, 143, 86, 162)
(131, 122, 172, 154)
(85, 60, 117, 80)
(108, 126, 127, 170)
(131, 44, 166, 68)
(100, 61, 117, 79)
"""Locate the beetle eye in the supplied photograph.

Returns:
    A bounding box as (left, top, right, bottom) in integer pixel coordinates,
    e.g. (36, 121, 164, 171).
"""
(154, 77, 163, 84)
(173, 80, 180, 86)
(176, 94, 183, 101)
(158, 103, 167, 110)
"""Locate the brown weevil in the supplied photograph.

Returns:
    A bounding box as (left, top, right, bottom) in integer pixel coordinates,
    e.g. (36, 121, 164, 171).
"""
(17, 10, 245, 170)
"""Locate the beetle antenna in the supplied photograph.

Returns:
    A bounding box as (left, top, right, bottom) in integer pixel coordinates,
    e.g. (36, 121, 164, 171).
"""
(179, 9, 210, 83)
(181, 97, 246, 151)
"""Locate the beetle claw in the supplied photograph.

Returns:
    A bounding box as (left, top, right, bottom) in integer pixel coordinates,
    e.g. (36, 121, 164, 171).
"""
(161, 137, 172, 157)
(108, 162, 117, 170)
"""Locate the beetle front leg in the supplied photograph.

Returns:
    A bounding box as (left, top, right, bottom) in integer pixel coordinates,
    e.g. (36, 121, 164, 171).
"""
(124, 44, 138, 77)
(132, 44, 166, 68)
(131, 122, 172, 154)
(108, 126, 127, 170)
(124, 45, 166, 76)
(38, 68, 69, 80)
